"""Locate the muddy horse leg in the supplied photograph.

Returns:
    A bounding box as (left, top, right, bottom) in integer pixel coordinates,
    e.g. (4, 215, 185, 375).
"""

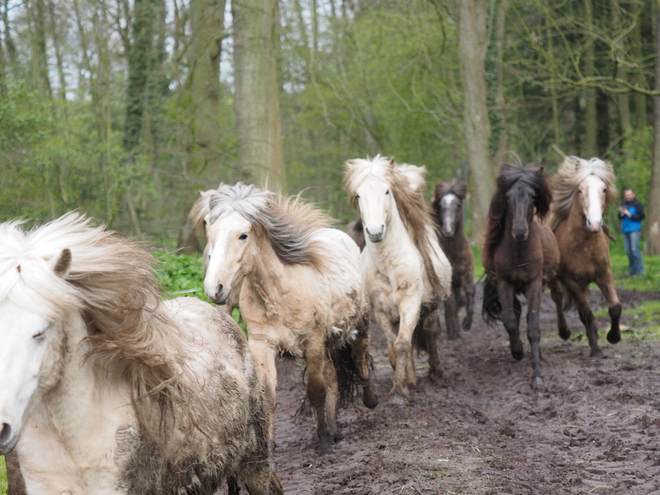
(240, 461, 283, 495)
(373, 310, 398, 370)
(389, 300, 421, 405)
(444, 294, 461, 340)
(564, 278, 602, 357)
(351, 315, 378, 409)
(248, 339, 278, 451)
(323, 357, 339, 442)
(549, 278, 570, 340)
(498, 280, 523, 360)
(596, 271, 622, 345)
(525, 279, 544, 390)
(462, 280, 475, 331)
(6, 453, 27, 495)
(304, 338, 334, 455)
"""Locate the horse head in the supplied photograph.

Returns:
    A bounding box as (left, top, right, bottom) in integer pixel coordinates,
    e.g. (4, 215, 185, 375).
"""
(0, 248, 73, 455)
(433, 179, 467, 237)
(576, 170, 608, 234)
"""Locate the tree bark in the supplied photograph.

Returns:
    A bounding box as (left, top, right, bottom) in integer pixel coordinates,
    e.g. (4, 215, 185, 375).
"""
(647, 0, 660, 254)
(633, 6, 648, 130)
(584, 0, 597, 157)
(458, 0, 494, 242)
(232, 0, 285, 191)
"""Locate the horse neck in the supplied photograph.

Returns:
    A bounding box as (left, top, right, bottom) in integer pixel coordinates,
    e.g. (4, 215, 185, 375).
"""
(247, 234, 287, 299)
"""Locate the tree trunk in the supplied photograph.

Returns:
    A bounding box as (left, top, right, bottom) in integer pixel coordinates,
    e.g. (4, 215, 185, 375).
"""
(47, 0, 66, 100)
(647, 0, 660, 254)
(633, 6, 648, 130)
(584, 0, 597, 157)
(458, 0, 494, 242)
(232, 0, 285, 191)
(612, 0, 632, 161)
(26, 0, 52, 98)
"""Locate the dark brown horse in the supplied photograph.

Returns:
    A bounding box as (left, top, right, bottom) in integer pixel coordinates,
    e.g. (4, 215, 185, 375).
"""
(482, 164, 559, 390)
(431, 179, 475, 340)
(549, 156, 621, 357)
(346, 218, 366, 251)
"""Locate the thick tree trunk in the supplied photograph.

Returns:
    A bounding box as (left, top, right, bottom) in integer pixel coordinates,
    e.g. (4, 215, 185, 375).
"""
(458, 0, 494, 242)
(232, 0, 285, 191)
(647, 1, 660, 254)
(584, 0, 597, 157)
(633, 6, 648, 130)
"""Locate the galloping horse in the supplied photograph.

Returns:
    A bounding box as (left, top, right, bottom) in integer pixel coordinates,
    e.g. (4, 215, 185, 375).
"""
(344, 156, 452, 405)
(0, 213, 281, 494)
(549, 156, 621, 357)
(202, 183, 378, 455)
(482, 164, 559, 390)
(431, 179, 475, 340)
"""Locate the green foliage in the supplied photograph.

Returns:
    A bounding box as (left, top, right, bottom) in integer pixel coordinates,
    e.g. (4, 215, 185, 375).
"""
(0, 456, 6, 495)
(616, 126, 652, 208)
(610, 251, 660, 292)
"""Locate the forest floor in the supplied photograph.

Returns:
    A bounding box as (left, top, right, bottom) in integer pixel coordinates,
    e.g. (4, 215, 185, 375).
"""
(253, 286, 660, 495)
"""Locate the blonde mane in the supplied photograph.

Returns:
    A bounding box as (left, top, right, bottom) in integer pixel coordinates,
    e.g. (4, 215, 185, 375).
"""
(550, 156, 618, 230)
(343, 155, 441, 293)
(0, 213, 200, 444)
(208, 183, 332, 269)
(188, 188, 217, 236)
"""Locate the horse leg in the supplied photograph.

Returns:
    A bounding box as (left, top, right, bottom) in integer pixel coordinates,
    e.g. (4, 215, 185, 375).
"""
(549, 278, 570, 340)
(240, 462, 283, 495)
(351, 315, 378, 409)
(389, 300, 421, 405)
(323, 357, 339, 442)
(596, 271, 622, 345)
(6, 453, 27, 495)
(304, 339, 333, 455)
(525, 279, 544, 390)
(498, 280, 523, 360)
(462, 280, 475, 331)
(248, 339, 278, 451)
(564, 279, 602, 357)
(373, 311, 398, 370)
(444, 294, 461, 341)
(423, 316, 442, 376)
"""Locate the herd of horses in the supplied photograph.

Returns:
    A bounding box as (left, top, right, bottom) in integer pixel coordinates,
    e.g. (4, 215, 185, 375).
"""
(0, 154, 622, 494)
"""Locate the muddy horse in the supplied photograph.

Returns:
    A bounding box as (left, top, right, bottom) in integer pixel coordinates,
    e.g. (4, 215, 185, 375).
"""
(482, 163, 560, 390)
(549, 156, 621, 357)
(431, 179, 475, 340)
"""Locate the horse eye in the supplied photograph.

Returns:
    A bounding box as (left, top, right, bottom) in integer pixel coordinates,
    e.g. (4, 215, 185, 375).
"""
(355, 193, 360, 199)
(33, 327, 48, 340)
(603, 189, 607, 193)
(386, 190, 390, 195)
(239, 233, 248, 240)
(208, 254, 211, 260)
(578, 190, 582, 194)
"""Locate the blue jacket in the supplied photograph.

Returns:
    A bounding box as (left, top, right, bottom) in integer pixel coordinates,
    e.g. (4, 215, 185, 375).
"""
(619, 198, 645, 233)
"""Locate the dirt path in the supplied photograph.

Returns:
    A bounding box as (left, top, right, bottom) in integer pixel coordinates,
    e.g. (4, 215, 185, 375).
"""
(260, 287, 660, 495)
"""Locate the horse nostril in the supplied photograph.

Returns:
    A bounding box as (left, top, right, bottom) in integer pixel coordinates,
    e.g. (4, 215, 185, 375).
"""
(365, 228, 371, 236)
(215, 284, 224, 299)
(0, 423, 11, 445)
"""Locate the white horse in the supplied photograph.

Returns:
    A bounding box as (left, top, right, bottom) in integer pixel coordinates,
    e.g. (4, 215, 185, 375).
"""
(344, 156, 452, 404)
(0, 213, 281, 494)
(201, 183, 378, 455)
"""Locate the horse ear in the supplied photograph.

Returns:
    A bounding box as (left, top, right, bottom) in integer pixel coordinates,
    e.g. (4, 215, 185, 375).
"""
(388, 158, 396, 168)
(537, 167, 544, 175)
(50, 248, 72, 278)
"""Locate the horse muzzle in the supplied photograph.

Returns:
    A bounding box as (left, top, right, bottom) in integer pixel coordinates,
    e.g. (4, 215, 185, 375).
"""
(365, 225, 385, 243)
(586, 218, 603, 233)
(0, 422, 18, 455)
(512, 228, 529, 241)
(211, 284, 231, 305)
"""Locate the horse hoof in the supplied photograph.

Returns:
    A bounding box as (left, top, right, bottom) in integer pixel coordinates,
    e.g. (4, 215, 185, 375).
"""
(317, 442, 334, 456)
(558, 328, 571, 341)
(363, 387, 379, 409)
(590, 346, 604, 358)
(462, 318, 472, 331)
(531, 376, 544, 391)
(447, 333, 462, 341)
(510, 342, 524, 361)
(607, 330, 621, 344)
(387, 393, 407, 406)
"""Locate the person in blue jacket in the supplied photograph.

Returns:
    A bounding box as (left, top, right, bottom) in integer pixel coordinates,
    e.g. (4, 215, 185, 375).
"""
(618, 188, 645, 276)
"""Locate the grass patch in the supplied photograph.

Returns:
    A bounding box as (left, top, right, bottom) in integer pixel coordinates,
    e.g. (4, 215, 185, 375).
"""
(609, 251, 660, 292)
(1, 456, 7, 495)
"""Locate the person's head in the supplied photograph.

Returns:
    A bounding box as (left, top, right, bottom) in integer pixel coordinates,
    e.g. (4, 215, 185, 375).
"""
(624, 188, 635, 202)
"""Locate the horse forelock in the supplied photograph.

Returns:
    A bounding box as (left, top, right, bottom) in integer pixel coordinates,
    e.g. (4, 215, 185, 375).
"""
(343, 155, 393, 208)
(0, 212, 203, 448)
(209, 182, 331, 268)
(550, 156, 617, 230)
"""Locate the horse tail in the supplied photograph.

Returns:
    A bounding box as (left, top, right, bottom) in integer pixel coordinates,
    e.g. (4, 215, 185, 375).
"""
(482, 277, 502, 325)
(332, 342, 371, 407)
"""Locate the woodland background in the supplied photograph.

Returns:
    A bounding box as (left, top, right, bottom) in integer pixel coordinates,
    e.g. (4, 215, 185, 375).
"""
(1, 0, 660, 253)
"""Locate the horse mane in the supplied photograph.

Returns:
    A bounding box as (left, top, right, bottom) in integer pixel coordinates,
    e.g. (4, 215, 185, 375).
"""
(432, 178, 468, 203)
(208, 182, 331, 269)
(550, 155, 618, 230)
(483, 164, 553, 267)
(344, 155, 441, 293)
(188, 188, 217, 236)
(0, 213, 201, 447)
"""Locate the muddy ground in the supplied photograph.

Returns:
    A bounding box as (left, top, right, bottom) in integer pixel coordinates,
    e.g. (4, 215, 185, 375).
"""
(244, 286, 660, 495)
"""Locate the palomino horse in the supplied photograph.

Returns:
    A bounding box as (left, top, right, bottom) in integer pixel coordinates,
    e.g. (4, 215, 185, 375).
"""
(549, 156, 621, 357)
(201, 183, 378, 455)
(344, 156, 452, 405)
(0, 213, 281, 495)
(431, 179, 475, 340)
(482, 164, 559, 390)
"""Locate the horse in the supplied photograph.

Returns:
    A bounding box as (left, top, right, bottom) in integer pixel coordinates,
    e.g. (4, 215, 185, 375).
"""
(346, 218, 365, 250)
(482, 163, 559, 390)
(0, 213, 281, 495)
(200, 183, 378, 456)
(430, 179, 475, 340)
(549, 156, 621, 357)
(344, 156, 452, 405)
